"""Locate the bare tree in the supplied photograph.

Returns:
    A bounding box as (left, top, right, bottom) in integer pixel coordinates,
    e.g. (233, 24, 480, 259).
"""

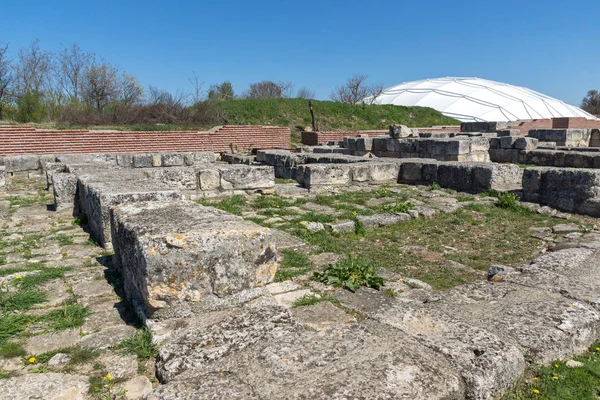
(120, 73, 144, 106)
(15, 39, 53, 94)
(55, 43, 95, 101)
(189, 71, 204, 104)
(208, 81, 235, 100)
(296, 86, 315, 99)
(243, 80, 293, 99)
(581, 90, 600, 116)
(0, 43, 14, 120)
(80, 62, 120, 112)
(330, 74, 383, 104)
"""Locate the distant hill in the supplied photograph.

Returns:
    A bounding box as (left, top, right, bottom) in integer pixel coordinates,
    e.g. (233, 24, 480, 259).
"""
(213, 98, 459, 132)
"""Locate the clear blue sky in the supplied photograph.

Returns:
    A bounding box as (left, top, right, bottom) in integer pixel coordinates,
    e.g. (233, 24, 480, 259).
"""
(2, 0, 598, 105)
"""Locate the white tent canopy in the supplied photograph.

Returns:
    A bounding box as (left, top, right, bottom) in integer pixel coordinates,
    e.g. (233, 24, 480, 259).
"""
(365, 77, 597, 123)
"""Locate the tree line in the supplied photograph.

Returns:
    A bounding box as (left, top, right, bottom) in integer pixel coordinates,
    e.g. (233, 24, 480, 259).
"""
(0, 40, 384, 126)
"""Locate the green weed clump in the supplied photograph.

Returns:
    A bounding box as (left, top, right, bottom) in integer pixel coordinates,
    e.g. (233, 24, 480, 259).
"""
(117, 329, 157, 361)
(292, 294, 338, 308)
(275, 250, 311, 282)
(428, 182, 442, 191)
(380, 200, 415, 214)
(199, 194, 247, 215)
(313, 255, 384, 292)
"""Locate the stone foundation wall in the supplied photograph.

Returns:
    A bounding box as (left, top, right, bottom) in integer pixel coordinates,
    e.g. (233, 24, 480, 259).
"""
(523, 167, 600, 216)
(528, 129, 592, 147)
(344, 136, 491, 162)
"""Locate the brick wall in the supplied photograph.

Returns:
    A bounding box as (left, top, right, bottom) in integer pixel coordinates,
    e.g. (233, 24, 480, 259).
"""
(0, 125, 291, 156)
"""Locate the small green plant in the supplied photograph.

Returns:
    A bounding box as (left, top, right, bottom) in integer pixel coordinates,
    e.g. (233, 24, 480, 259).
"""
(428, 182, 442, 191)
(55, 234, 74, 246)
(313, 255, 384, 292)
(72, 215, 88, 225)
(89, 373, 127, 400)
(374, 185, 393, 198)
(117, 329, 157, 361)
(380, 200, 415, 213)
(456, 195, 476, 202)
(41, 303, 90, 331)
(31, 365, 53, 373)
(275, 250, 311, 282)
(497, 192, 519, 209)
(382, 288, 397, 298)
(0, 368, 15, 379)
(0, 342, 26, 358)
(199, 195, 248, 215)
(292, 294, 338, 308)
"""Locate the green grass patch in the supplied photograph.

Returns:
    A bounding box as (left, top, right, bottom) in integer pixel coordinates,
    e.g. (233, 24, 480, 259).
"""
(0, 314, 36, 345)
(198, 194, 247, 215)
(72, 215, 88, 225)
(292, 294, 339, 308)
(428, 183, 442, 191)
(456, 195, 476, 202)
(504, 342, 600, 399)
(0, 342, 26, 358)
(54, 234, 74, 246)
(252, 194, 301, 209)
(313, 255, 384, 292)
(274, 178, 297, 184)
(293, 212, 337, 224)
(117, 329, 157, 361)
(41, 303, 90, 331)
(275, 249, 311, 282)
(380, 200, 415, 213)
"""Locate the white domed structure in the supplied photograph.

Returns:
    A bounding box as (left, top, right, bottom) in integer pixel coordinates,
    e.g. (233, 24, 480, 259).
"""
(365, 77, 597, 123)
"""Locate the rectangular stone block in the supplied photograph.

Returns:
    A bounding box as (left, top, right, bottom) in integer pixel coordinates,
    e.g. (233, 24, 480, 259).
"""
(45, 162, 66, 189)
(522, 168, 547, 194)
(302, 164, 351, 187)
(351, 162, 400, 183)
(110, 200, 278, 321)
(356, 137, 373, 152)
(514, 137, 538, 150)
(496, 130, 521, 137)
(500, 136, 518, 149)
(152, 155, 162, 167)
(489, 138, 501, 149)
(133, 154, 154, 168)
(472, 163, 523, 191)
(372, 138, 388, 152)
(161, 153, 185, 167)
(219, 165, 274, 190)
(436, 163, 474, 192)
(116, 154, 134, 167)
(0, 166, 5, 188)
(142, 167, 198, 190)
(4, 155, 40, 172)
(197, 168, 220, 190)
(470, 137, 491, 153)
(400, 162, 424, 183)
(79, 177, 182, 248)
(489, 149, 519, 163)
(52, 173, 79, 213)
(563, 153, 594, 169)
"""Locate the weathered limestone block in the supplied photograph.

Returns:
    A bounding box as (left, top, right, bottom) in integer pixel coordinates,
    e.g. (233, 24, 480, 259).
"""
(79, 177, 181, 248)
(0, 372, 90, 400)
(160, 153, 184, 167)
(152, 154, 162, 167)
(220, 165, 274, 190)
(398, 159, 438, 184)
(150, 306, 464, 399)
(4, 155, 40, 172)
(0, 165, 5, 188)
(514, 137, 538, 150)
(472, 163, 523, 191)
(191, 151, 215, 165)
(500, 136, 519, 149)
(45, 162, 66, 188)
(116, 154, 134, 167)
(325, 219, 356, 233)
(470, 137, 491, 152)
(55, 153, 117, 165)
(436, 163, 474, 192)
(357, 213, 410, 228)
(489, 148, 520, 164)
(356, 137, 373, 152)
(133, 154, 154, 168)
(110, 200, 278, 321)
(389, 124, 414, 138)
(197, 168, 220, 190)
(142, 167, 198, 190)
(522, 167, 548, 203)
(351, 162, 400, 183)
(52, 173, 79, 212)
(564, 152, 594, 168)
(529, 129, 591, 147)
(371, 137, 388, 152)
(302, 164, 351, 187)
(590, 129, 600, 147)
(524, 150, 559, 166)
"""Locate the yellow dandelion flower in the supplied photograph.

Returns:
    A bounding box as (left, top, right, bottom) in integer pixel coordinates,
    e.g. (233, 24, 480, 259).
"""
(532, 389, 540, 394)
(533, 377, 539, 381)
(553, 376, 558, 380)
(352, 211, 357, 215)
(596, 347, 600, 352)
(15, 275, 23, 279)
(554, 363, 559, 368)
(103, 373, 113, 381)
(28, 357, 36, 364)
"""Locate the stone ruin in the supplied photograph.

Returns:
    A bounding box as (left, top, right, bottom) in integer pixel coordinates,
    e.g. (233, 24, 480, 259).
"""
(1, 120, 600, 399)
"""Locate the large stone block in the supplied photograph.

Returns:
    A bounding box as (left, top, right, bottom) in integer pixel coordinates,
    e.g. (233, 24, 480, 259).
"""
(220, 165, 274, 190)
(469, 137, 491, 152)
(514, 137, 538, 150)
(133, 154, 154, 168)
(472, 163, 523, 191)
(4, 155, 40, 172)
(356, 137, 373, 152)
(197, 168, 220, 190)
(161, 153, 185, 167)
(79, 177, 181, 248)
(351, 162, 400, 183)
(142, 167, 198, 190)
(52, 173, 79, 213)
(436, 163, 474, 192)
(110, 200, 278, 321)
(0, 166, 5, 188)
(45, 162, 66, 189)
(302, 164, 351, 187)
(529, 129, 591, 147)
(564, 152, 594, 168)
